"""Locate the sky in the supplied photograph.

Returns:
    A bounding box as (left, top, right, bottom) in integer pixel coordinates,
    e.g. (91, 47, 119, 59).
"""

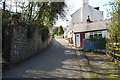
(0, 0, 115, 27)
(54, 0, 115, 27)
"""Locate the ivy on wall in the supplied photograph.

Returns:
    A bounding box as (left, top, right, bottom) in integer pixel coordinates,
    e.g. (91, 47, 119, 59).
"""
(2, 18, 13, 62)
(27, 23, 36, 38)
(41, 26, 49, 42)
(27, 22, 49, 41)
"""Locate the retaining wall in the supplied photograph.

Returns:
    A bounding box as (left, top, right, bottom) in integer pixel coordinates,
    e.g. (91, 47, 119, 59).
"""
(3, 21, 51, 64)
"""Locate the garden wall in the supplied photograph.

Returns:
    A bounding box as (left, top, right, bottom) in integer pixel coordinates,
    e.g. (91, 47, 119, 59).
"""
(3, 21, 51, 64)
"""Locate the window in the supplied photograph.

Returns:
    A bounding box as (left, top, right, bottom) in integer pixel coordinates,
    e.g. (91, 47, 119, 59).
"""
(90, 35, 93, 38)
(94, 34, 97, 36)
(99, 34, 102, 36)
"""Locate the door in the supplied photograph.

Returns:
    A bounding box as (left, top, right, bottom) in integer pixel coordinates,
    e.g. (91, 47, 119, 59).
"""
(75, 34, 80, 47)
(80, 33, 85, 46)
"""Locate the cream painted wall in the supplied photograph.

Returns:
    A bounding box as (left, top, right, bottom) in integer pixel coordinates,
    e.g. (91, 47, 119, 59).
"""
(73, 33, 76, 46)
(66, 30, 72, 38)
(64, 23, 72, 38)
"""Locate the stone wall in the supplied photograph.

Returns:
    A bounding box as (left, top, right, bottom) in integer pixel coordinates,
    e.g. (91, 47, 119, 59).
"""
(3, 21, 51, 64)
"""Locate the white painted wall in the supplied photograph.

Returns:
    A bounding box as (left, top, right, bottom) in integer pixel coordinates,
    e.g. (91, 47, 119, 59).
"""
(72, 33, 76, 46)
(71, 8, 83, 24)
(75, 34, 80, 47)
(73, 20, 110, 33)
(85, 30, 108, 39)
(82, 4, 103, 22)
(85, 33, 90, 39)
(64, 23, 73, 38)
(102, 30, 108, 37)
(71, 0, 105, 47)
(71, 1, 103, 24)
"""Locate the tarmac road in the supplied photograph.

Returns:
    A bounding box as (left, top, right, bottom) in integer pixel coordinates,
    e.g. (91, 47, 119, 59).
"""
(2, 38, 120, 79)
(3, 38, 84, 78)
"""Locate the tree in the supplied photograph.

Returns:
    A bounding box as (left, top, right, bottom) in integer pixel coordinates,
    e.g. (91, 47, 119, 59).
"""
(53, 27, 59, 35)
(19, 2, 66, 27)
(107, 0, 120, 61)
(35, 2, 66, 27)
(58, 25, 64, 35)
(28, 2, 34, 20)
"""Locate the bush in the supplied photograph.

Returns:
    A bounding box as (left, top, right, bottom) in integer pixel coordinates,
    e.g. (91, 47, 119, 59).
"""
(106, 1, 120, 61)
(84, 49, 96, 52)
(26, 22, 49, 41)
(3, 10, 11, 19)
(41, 27, 49, 41)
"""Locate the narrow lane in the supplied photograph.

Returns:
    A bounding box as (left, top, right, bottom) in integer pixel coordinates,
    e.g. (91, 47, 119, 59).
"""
(3, 38, 83, 78)
(3, 38, 120, 79)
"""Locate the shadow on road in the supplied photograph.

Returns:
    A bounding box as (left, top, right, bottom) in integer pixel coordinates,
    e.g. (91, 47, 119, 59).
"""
(2, 39, 120, 79)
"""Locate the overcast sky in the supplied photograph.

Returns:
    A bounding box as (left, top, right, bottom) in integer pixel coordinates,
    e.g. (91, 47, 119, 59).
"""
(54, 0, 115, 27)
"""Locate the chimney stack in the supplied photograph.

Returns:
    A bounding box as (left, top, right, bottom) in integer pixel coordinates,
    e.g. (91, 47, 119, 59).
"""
(83, 0, 89, 5)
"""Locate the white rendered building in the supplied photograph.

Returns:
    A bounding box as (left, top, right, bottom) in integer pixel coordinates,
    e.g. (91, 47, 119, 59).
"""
(71, 0, 110, 47)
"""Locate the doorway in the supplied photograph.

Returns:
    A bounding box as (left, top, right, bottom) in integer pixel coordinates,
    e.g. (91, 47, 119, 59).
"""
(80, 33, 85, 46)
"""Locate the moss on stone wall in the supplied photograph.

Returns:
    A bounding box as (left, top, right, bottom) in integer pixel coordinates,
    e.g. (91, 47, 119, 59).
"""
(2, 19, 50, 64)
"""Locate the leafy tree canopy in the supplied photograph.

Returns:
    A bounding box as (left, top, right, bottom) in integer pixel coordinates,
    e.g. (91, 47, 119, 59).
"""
(58, 25, 64, 35)
(107, 0, 120, 61)
(20, 2, 67, 28)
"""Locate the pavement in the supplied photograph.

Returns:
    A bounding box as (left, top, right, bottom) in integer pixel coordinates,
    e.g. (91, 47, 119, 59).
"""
(2, 38, 120, 79)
